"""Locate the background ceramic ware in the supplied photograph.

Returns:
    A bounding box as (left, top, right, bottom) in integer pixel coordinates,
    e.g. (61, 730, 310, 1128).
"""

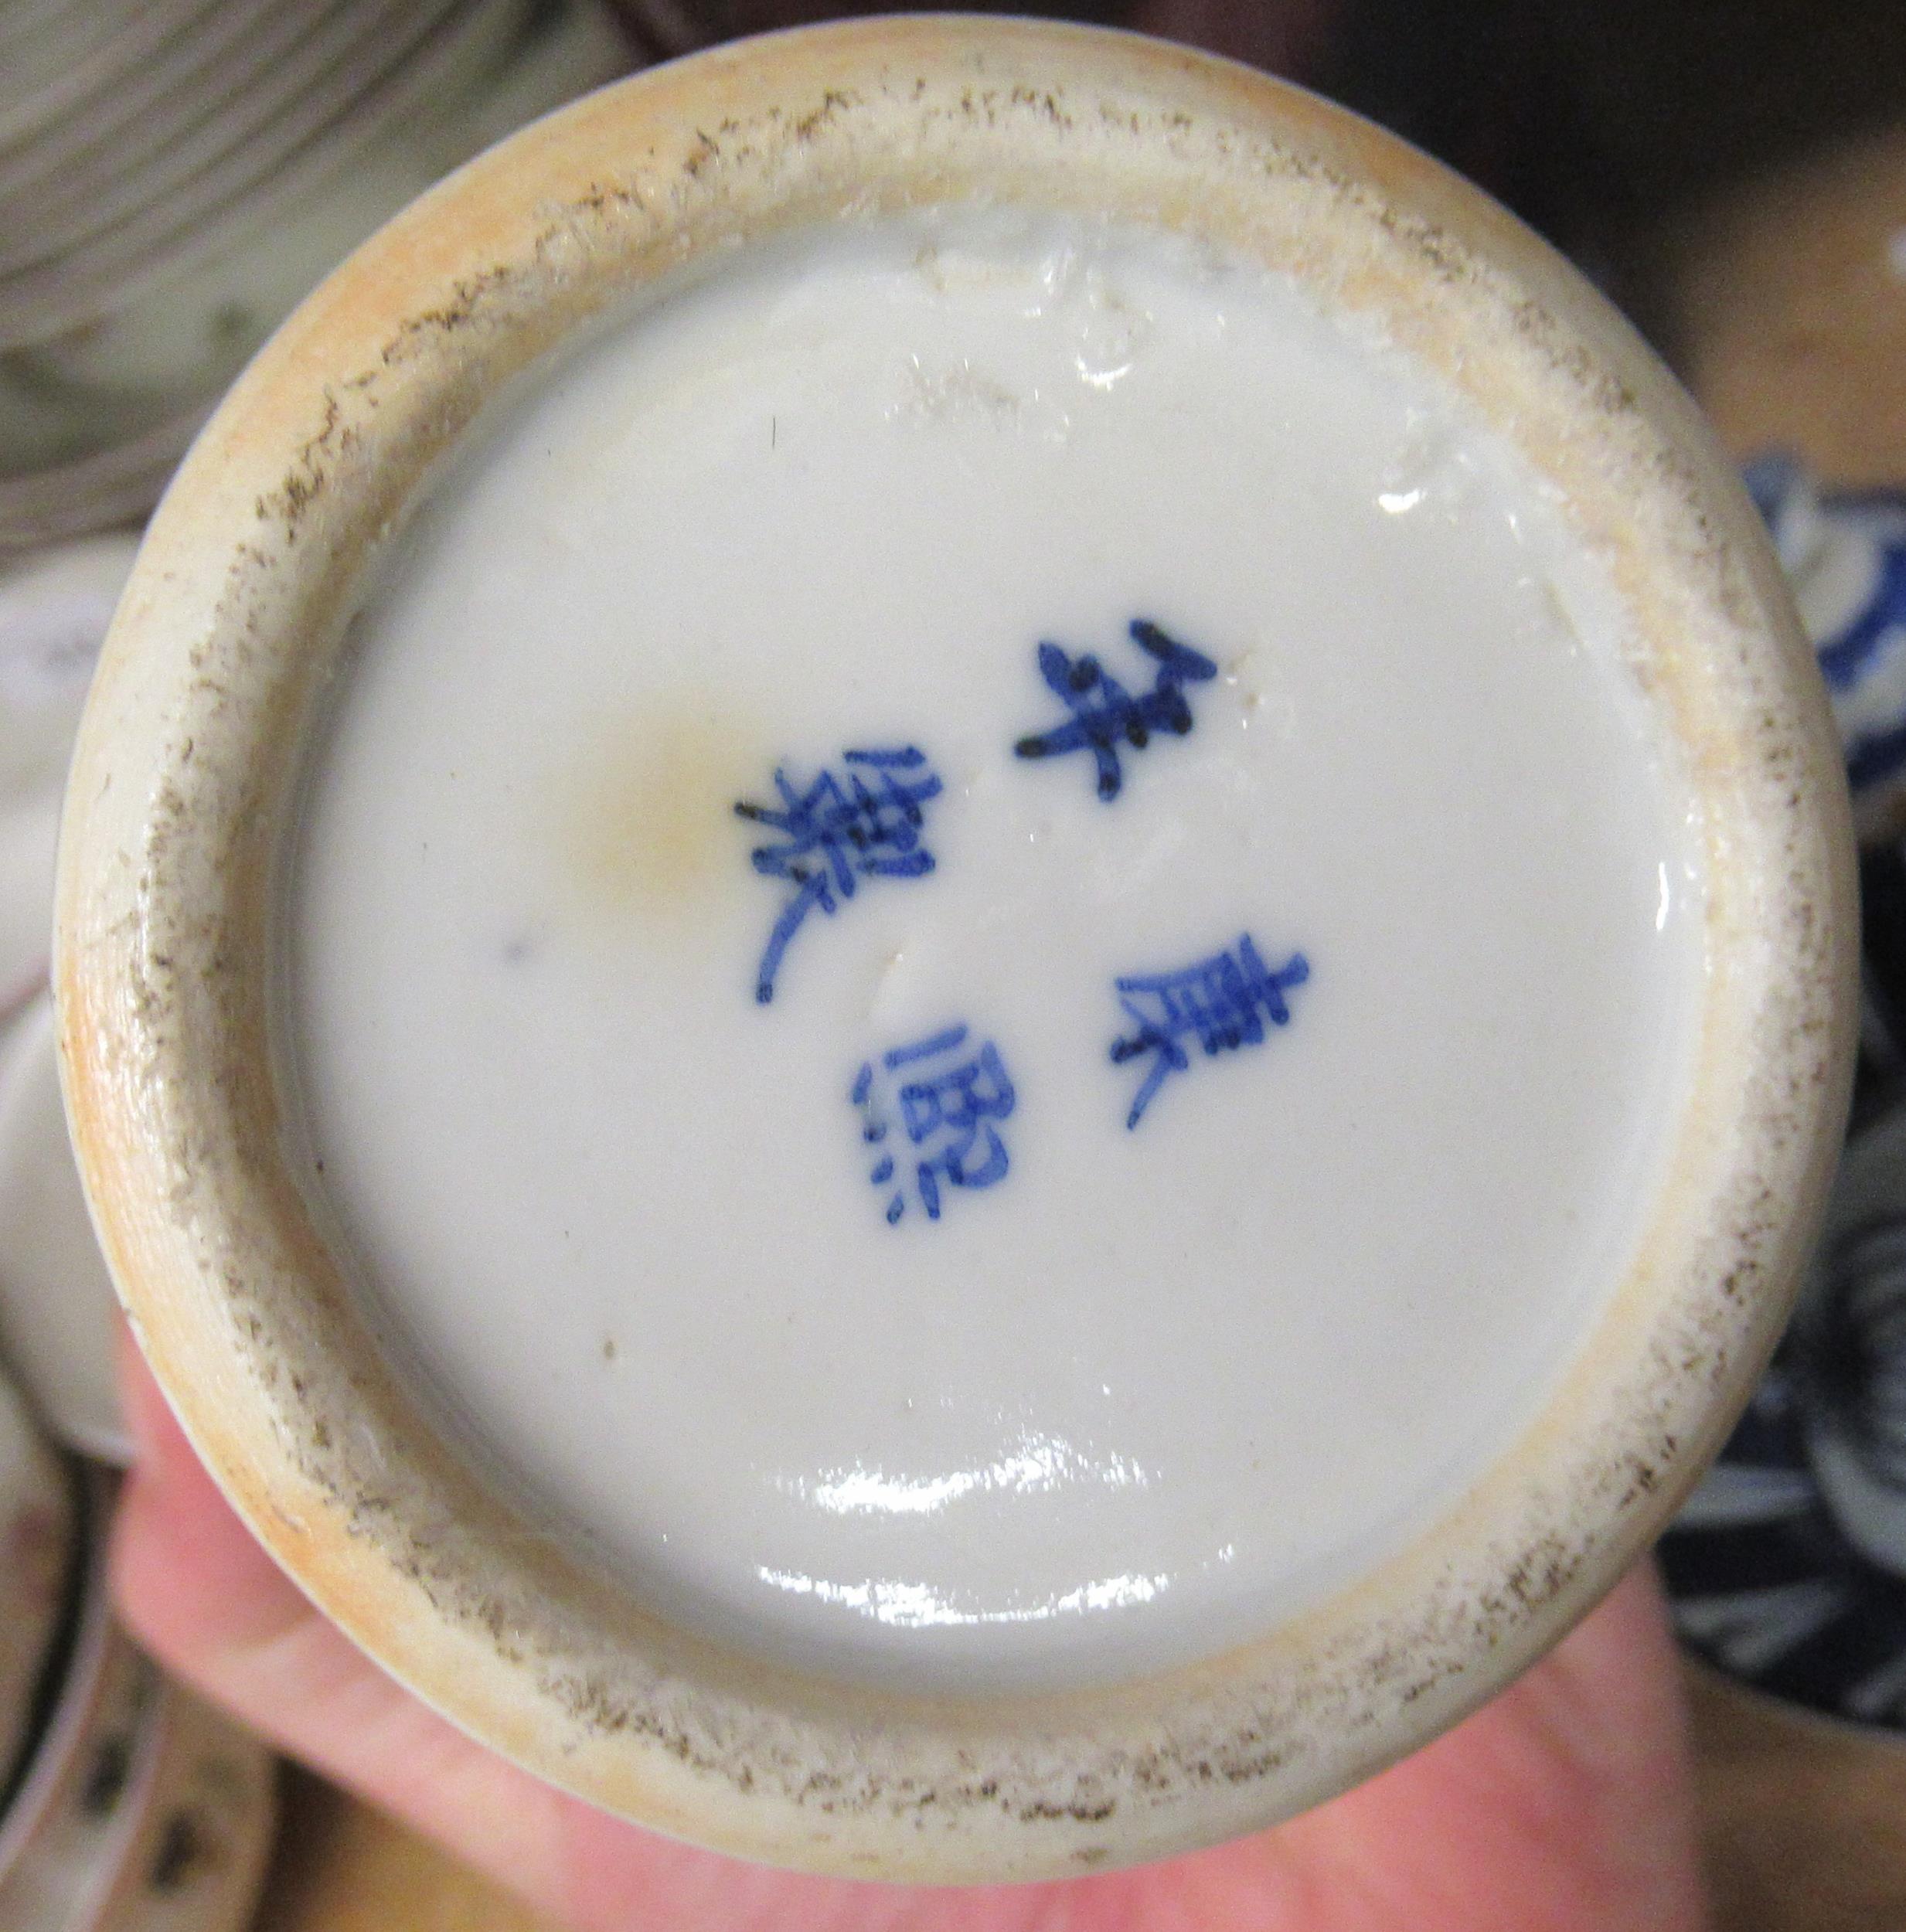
(0, 536, 138, 1461)
(0, 1471, 276, 1932)
(0, 0, 635, 552)
(0, 538, 133, 1019)
(1663, 935, 1906, 1732)
(1745, 460, 1906, 842)
(0, 1364, 74, 1806)
(1657, 461, 1906, 1728)
(0, 998, 131, 1464)
(53, 18, 1857, 1883)
(77, 1680, 277, 1932)
(0, 1474, 162, 1930)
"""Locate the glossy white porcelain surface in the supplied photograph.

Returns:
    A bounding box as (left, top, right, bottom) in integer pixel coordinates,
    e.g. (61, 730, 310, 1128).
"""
(292, 213, 1705, 1690)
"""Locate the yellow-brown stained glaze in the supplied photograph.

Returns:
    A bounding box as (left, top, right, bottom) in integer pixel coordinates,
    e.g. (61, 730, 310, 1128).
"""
(555, 701, 769, 923)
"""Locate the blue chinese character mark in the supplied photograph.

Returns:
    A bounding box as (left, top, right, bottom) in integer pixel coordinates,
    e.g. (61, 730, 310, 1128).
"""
(737, 747, 941, 1004)
(1111, 934, 1310, 1129)
(1013, 617, 1219, 801)
(851, 1024, 1016, 1223)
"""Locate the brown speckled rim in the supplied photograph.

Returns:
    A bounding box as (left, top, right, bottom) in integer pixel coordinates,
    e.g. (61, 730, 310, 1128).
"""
(53, 16, 1857, 1883)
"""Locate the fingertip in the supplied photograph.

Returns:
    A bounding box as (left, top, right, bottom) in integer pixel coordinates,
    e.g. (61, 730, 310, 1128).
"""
(109, 1317, 314, 1668)
(112, 1318, 258, 1539)
(114, 1315, 185, 1484)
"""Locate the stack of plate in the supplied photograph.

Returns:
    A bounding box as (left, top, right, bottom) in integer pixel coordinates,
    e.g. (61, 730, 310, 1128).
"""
(0, 537, 276, 1930)
(0, 9, 644, 1905)
(0, 1471, 277, 1932)
(0, 536, 136, 1463)
(1, 0, 635, 551)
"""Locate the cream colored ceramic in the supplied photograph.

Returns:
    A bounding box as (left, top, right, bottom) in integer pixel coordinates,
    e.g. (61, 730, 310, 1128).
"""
(53, 19, 1859, 1882)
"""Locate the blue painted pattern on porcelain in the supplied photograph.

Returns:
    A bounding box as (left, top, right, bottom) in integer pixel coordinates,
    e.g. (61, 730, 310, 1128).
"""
(1110, 934, 1311, 1129)
(1013, 617, 1218, 801)
(737, 747, 941, 1003)
(852, 1025, 1016, 1223)
(741, 619, 1315, 1217)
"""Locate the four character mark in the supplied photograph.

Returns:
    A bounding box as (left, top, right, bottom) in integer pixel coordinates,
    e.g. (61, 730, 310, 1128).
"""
(731, 621, 1306, 1222)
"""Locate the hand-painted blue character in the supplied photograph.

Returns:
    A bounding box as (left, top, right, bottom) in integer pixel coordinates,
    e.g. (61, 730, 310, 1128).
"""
(1111, 934, 1309, 1128)
(852, 1024, 1016, 1223)
(1013, 617, 1218, 801)
(737, 747, 941, 1003)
